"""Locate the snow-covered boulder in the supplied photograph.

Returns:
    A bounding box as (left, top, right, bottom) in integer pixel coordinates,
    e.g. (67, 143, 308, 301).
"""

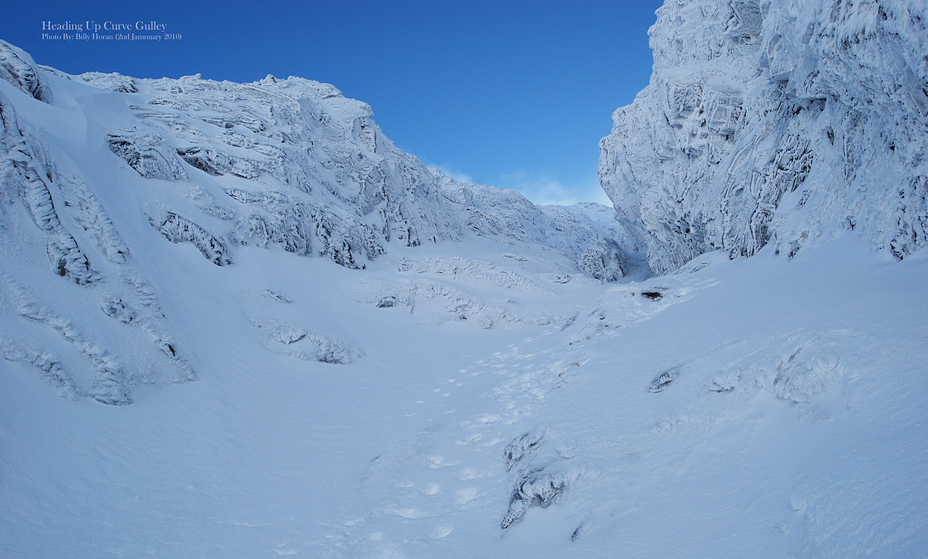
(599, 0, 928, 274)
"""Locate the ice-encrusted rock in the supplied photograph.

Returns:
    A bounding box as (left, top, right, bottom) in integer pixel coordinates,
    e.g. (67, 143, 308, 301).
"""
(0, 83, 196, 404)
(56, 175, 130, 264)
(224, 187, 383, 269)
(10, 283, 131, 405)
(648, 366, 682, 393)
(118, 71, 631, 277)
(0, 97, 100, 285)
(79, 72, 139, 94)
(151, 211, 232, 266)
(122, 73, 459, 263)
(108, 130, 188, 181)
(500, 428, 582, 530)
(1, 340, 79, 401)
(249, 318, 362, 364)
(434, 175, 635, 280)
(504, 428, 548, 471)
(599, 0, 928, 273)
(708, 330, 850, 403)
(0, 39, 51, 102)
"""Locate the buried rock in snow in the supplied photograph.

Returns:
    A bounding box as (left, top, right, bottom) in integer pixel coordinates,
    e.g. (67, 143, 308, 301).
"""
(648, 366, 682, 393)
(501, 469, 580, 530)
(500, 428, 582, 530)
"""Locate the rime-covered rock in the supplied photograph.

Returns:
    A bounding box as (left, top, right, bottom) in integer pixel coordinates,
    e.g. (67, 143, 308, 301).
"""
(0, 39, 51, 102)
(1, 100, 100, 285)
(108, 130, 188, 181)
(152, 212, 232, 266)
(434, 175, 634, 280)
(1, 84, 196, 404)
(499, 428, 582, 529)
(79, 72, 139, 94)
(118, 71, 631, 276)
(599, 0, 928, 274)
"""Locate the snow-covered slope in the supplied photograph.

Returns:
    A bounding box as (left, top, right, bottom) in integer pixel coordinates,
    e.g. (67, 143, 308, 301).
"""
(2, 222, 925, 558)
(599, 0, 928, 274)
(0, 39, 631, 404)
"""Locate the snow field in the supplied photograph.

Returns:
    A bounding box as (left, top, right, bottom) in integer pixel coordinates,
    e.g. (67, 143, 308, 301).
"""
(2, 234, 925, 557)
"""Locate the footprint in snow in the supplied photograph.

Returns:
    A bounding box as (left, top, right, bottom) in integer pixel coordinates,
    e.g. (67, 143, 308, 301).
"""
(429, 524, 454, 540)
(387, 507, 423, 519)
(453, 487, 478, 505)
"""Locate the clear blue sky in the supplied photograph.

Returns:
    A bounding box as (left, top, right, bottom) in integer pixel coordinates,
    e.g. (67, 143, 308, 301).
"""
(3, 0, 662, 206)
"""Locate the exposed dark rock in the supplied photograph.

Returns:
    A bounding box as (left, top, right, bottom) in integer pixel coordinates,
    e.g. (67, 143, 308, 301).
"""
(108, 131, 187, 181)
(153, 212, 232, 266)
(649, 366, 682, 393)
(0, 40, 51, 102)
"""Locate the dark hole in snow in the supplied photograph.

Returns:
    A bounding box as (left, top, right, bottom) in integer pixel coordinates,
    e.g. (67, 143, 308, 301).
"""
(641, 291, 662, 300)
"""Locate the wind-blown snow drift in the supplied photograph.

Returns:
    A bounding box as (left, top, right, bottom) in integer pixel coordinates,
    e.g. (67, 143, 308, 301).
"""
(599, 0, 928, 274)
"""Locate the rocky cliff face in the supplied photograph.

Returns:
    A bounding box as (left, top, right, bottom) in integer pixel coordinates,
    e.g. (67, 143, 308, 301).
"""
(0, 39, 629, 277)
(599, 0, 928, 274)
(0, 39, 630, 404)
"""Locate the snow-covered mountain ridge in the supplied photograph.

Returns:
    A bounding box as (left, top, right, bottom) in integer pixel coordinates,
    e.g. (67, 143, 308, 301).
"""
(599, 0, 928, 274)
(3, 39, 630, 275)
(0, 39, 630, 404)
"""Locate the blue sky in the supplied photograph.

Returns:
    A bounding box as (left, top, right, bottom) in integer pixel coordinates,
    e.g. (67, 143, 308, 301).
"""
(3, 0, 662, 206)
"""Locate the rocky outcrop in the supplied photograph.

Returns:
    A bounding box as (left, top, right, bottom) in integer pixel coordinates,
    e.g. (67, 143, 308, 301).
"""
(1, 77, 195, 405)
(108, 130, 188, 181)
(599, 0, 928, 274)
(500, 429, 582, 529)
(58, 67, 633, 276)
(0, 39, 51, 102)
(434, 177, 633, 281)
(151, 212, 232, 266)
(116, 73, 631, 276)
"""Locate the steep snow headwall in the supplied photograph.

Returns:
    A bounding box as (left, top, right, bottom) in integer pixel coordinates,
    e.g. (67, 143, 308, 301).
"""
(599, 0, 928, 274)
